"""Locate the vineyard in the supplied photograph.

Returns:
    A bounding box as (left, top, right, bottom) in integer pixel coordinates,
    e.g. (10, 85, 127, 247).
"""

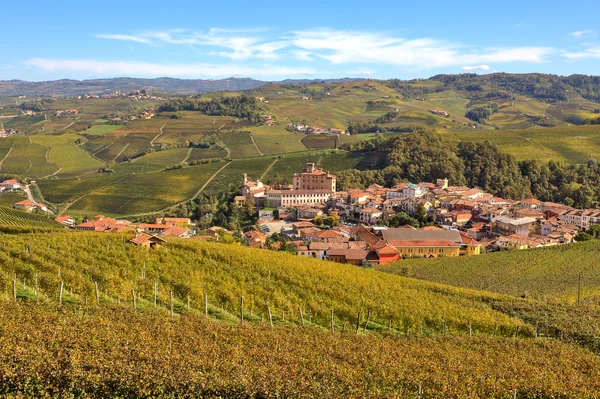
(0, 206, 62, 232)
(0, 232, 531, 337)
(1, 232, 600, 396)
(379, 241, 600, 302)
(1, 303, 599, 398)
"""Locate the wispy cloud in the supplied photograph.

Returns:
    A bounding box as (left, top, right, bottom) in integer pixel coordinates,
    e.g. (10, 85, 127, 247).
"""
(288, 29, 554, 68)
(350, 67, 375, 77)
(24, 58, 316, 78)
(564, 47, 600, 60)
(94, 28, 556, 69)
(571, 30, 595, 38)
(461, 65, 491, 72)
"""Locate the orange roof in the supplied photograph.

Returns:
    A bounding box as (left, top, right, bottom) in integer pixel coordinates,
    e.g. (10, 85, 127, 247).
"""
(161, 226, 189, 237)
(361, 207, 382, 214)
(376, 245, 399, 255)
(388, 240, 460, 248)
(139, 223, 173, 230)
(130, 233, 166, 245)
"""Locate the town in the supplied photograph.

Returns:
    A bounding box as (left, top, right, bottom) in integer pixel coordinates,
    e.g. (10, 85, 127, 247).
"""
(0, 161, 589, 266)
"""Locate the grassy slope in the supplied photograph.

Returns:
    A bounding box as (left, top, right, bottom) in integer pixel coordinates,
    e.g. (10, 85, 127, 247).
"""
(378, 241, 600, 303)
(2, 304, 599, 398)
(0, 232, 531, 336)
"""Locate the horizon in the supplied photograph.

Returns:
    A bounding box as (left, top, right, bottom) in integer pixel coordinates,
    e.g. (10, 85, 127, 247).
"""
(2, 0, 599, 81)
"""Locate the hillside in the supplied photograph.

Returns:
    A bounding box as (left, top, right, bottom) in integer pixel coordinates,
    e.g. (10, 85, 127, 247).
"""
(378, 240, 600, 303)
(2, 303, 599, 398)
(2, 231, 600, 397)
(0, 205, 62, 233)
(1, 231, 530, 336)
(0, 77, 266, 96)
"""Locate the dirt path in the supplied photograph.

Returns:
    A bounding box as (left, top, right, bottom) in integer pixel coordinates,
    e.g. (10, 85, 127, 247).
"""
(193, 161, 231, 198)
(23, 185, 36, 202)
(0, 145, 13, 171)
(181, 147, 193, 164)
(112, 143, 130, 163)
(150, 124, 167, 146)
(260, 158, 278, 181)
(61, 121, 76, 131)
(59, 175, 129, 216)
(249, 133, 264, 156)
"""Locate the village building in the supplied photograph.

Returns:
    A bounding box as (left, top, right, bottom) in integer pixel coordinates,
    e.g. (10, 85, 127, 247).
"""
(13, 200, 47, 213)
(130, 233, 166, 248)
(2, 179, 21, 190)
(293, 163, 336, 192)
(55, 215, 75, 227)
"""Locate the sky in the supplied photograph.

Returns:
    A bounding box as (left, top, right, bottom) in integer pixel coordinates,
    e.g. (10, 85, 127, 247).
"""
(2, 0, 600, 81)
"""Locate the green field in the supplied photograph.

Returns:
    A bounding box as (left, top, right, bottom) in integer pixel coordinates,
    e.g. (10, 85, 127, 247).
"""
(218, 130, 262, 158)
(0, 136, 59, 178)
(248, 125, 307, 154)
(0, 191, 26, 207)
(187, 147, 228, 161)
(0, 205, 61, 230)
(128, 147, 190, 171)
(64, 162, 225, 216)
(81, 124, 123, 136)
(204, 157, 273, 192)
(379, 241, 600, 303)
(448, 124, 600, 163)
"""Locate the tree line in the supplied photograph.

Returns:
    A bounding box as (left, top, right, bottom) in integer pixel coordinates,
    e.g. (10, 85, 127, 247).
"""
(157, 95, 263, 122)
(337, 128, 600, 208)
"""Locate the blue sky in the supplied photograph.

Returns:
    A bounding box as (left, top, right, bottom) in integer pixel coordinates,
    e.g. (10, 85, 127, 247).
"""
(3, 0, 600, 81)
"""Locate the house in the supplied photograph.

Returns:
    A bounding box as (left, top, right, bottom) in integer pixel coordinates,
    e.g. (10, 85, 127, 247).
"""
(55, 215, 75, 227)
(1, 179, 21, 190)
(359, 207, 382, 224)
(138, 223, 173, 233)
(292, 221, 316, 234)
(156, 217, 191, 226)
(492, 216, 537, 237)
(161, 226, 191, 238)
(375, 244, 400, 265)
(130, 233, 166, 248)
(244, 230, 266, 244)
(75, 215, 134, 232)
(234, 196, 246, 207)
(327, 249, 370, 265)
(13, 200, 47, 213)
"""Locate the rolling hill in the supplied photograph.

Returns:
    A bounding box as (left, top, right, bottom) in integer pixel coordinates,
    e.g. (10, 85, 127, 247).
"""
(2, 231, 600, 397)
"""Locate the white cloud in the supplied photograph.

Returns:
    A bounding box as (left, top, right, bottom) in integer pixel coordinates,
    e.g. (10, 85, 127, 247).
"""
(94, 28, 555, 69)
(96, 29, 288, 60)
(571, 30, 595, 38)
(293, 50, 313, 61)
(461, 65, 491, 71)
(24, 58, 316, 78)
(563, 47, 600, 60)
(350, 67, 375, 77)
(287, 29, 554, 68)
(94, 34, 151, 44)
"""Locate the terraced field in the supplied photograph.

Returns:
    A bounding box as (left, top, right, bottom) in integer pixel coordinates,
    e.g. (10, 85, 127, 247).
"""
(219, 130, 262, 158)
(0, 136, 59, 178)
(204, 157, 273, 193)
(66, 161, 225, 216)
(0, 205, 61, 229)
(449, 125, 600, 163)
(248, 125, 307, 154)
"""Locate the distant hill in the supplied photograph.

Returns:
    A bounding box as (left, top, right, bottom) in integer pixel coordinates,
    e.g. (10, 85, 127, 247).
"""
(0, 77, 371, 97)
(0, 77, 267, 97)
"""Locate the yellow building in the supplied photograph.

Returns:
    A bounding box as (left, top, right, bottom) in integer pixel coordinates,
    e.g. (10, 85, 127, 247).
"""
(293, 163, 336, 192)
(382, 228, 481, 258)
(388, 240, 461, 257)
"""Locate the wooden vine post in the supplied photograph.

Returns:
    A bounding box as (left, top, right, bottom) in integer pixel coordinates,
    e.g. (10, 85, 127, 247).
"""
(364, 310, 371, 332)
(59, 281, 64, 306)
(12, 276, 17, 302)
(95, 281, 100, 305)
(298, 305, 305, 326)
(204, 290, 208, 317)
(330, 309, 335, 333)
(132, 290, 136, 311)
(356, 311, 361, 334)
(240, 296, 244, 323)
(169, 290, 174, 316)
(267, 304, 273, 328)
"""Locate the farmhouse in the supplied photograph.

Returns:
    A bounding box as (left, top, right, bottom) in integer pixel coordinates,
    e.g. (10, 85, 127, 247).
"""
(55, 215, 76, 227)
(2, 179, 21, 190)
(13, 200, 47, 213)
(130, 233, 166, 248)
